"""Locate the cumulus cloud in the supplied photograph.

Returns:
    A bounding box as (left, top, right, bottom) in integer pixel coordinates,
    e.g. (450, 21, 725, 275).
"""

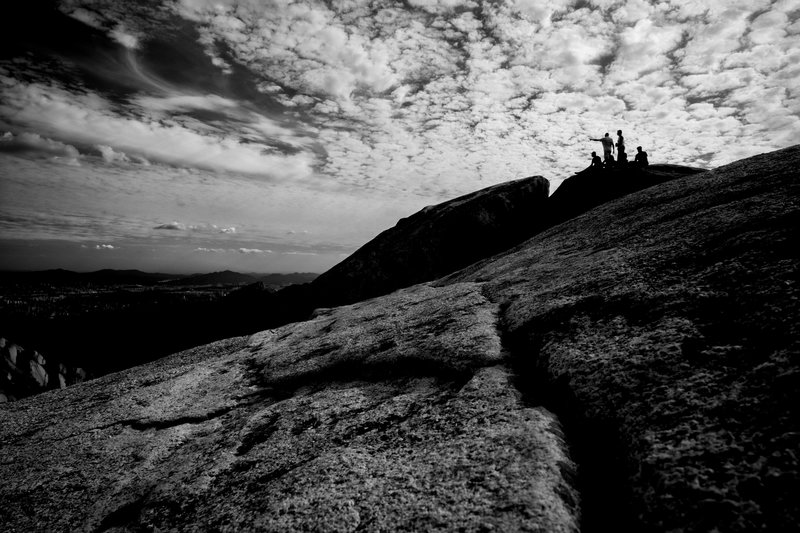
(2, 0, 799, 274)
(96, 144, 130, 163)
(238, 248, 272, 254)
(95, 244, 116, 250)
(0, 131, 81, 164)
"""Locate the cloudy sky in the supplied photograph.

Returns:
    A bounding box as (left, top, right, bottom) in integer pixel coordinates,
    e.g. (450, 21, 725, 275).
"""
(1, 0, 798, 274)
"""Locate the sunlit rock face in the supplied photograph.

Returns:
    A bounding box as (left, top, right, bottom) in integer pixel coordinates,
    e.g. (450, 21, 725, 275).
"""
(0, 284, 579, 532)
(1, 146, 797, 531)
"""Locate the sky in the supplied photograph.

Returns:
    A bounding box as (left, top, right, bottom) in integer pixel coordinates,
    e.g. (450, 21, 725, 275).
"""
(0, 0, 798, 274)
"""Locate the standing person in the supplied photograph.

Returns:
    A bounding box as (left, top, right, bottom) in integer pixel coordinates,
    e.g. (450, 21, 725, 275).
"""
(616, 130, 625, 154)
(590, 133, 614, 164)
(635, 146, 649, 167)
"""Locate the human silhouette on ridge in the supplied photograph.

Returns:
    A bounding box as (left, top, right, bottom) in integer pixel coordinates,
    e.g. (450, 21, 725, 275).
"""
(635, 146, 649, 167)
(589, 151, 603, 171)
(589, 133, 614, 165)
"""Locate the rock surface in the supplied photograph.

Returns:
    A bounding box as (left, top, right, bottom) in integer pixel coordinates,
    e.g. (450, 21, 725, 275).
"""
(1, 146, 798, 532)
(0, 338, 86, 402)
(0, 284, 578, 532)
(443, 145, 800, 531)
(310, 175, 550, 306)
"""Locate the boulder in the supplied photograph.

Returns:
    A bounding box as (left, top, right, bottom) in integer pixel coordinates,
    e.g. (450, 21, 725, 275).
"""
(0, 338, 85, 400)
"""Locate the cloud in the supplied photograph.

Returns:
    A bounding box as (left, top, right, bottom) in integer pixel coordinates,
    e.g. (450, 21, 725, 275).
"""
(134, 94, 240, 113)
(0, 77, 315, 180)
(0, 131, 81, 164)
(95, 244, 116, 250)
(195, 247, 227, 253)
(238, 248, 272, 254)
(154, 222, 238, 234)
(2, 0, 799, 275)
(109, 26, 141, 50)
(154, 222, 187, 231)
(96, 144, 131, 163)
(64, 5, 142, 49)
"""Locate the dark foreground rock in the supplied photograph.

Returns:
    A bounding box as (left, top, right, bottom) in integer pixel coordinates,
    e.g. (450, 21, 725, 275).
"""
(0, 338, 86, 402)
(310, 175, 551, 306)
(1, 145, 797, 532)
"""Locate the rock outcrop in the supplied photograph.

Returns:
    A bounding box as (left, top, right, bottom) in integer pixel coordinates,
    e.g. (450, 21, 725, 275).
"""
(442, 146, 800, 531)
(0, 338, 86, 402)
(310, 175, 551, 306)
(547, 163, 705, 227)
(1, 146, 797, 531)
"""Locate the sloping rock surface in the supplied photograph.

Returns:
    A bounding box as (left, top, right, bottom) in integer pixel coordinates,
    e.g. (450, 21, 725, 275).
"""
(1, 146, 797, 532)
(443, 145, 800, 531)
(0, 284, 578, 532)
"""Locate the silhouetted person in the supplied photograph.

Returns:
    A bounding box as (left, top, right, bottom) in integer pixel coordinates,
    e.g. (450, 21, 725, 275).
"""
(635, 146, 649, 167)
(605, 153, 616, 168)
(616, 130, 625, 154)
(590, 151, 603, 171)
(590, 133, 614, 164)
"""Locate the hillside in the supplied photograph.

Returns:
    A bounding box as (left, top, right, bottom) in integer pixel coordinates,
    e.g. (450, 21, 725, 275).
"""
(0, 146, 797, 531)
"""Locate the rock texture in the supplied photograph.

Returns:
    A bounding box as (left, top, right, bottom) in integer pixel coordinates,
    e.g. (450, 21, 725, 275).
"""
(0, 338, 86, 402)
(1, 146, 798, 532)
(0, 284, 578, 532)
(443, 145, 800, 531)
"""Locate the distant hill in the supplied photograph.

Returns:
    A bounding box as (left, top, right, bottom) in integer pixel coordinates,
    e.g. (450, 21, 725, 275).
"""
(0, 269, 318, 287)
(0, 269, 176, 286)
(166, 271, 318, 287)
(163, 270, 259, 286)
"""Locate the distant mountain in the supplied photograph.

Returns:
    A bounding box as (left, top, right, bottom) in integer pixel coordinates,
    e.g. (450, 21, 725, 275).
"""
(163, 270, 259, 286)
(0, 269, 177, 286)
(0, 269, 319, 287)
(166, 270, 319, 287)
(254, 272, 318, 286)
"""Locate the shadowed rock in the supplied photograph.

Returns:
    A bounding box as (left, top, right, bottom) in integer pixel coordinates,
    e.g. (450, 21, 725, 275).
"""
(310, 175, 550, 306)
(0, 338, 86, 402)
(548, 163, 705, 227)
(443, 145, 800, 531)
